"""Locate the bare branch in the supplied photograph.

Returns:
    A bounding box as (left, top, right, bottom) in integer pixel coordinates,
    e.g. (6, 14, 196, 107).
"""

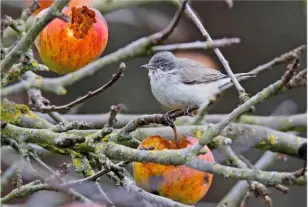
(250, 45, 305, 75)
(39, 62, 126, 113)
(1, 15, 23, 36)
(153, 0, 188, 43)
(221, 145, 273, 206)
(218, 151, 285, 207)
(20, 0, 41, 22)
(288, 69, 307, 88)
(63, 162, 127, 188)
(152, 38, 241, 52)
(182, 1, 252, 107)
(105, 104, 126, 128)
(26, 72, 68, 124)
(0, 182, 92, 205)
(120, 177, 193, 207)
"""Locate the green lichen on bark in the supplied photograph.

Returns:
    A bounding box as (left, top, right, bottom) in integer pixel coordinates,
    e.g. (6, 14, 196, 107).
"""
(1, 99, 52, 129)
(71, 152, 95, 177)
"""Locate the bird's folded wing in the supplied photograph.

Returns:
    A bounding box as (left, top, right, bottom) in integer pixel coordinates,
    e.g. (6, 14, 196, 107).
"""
(177, 58, 228, 84)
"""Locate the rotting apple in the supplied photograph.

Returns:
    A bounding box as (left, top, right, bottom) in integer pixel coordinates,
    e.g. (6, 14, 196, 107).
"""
(133, 135, 215, 205)
(35, 5, 108, 75)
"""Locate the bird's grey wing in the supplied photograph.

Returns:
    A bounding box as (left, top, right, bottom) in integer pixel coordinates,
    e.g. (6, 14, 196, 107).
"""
(177, 58, 228, 84)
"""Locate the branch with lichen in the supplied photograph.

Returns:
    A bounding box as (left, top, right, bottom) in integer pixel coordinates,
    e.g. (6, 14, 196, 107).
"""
(218, 151, 280, 207)
(0, 180, 92, 205)
(221, 145, 273, 206)
(1, 98, 53, 129)
(1, 0, 307, 205)
(39, 111, 306, 131)
(1, 66, 306, 186)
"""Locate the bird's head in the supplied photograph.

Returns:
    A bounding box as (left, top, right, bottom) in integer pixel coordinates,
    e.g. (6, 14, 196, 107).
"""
(141, 51, 176, 71)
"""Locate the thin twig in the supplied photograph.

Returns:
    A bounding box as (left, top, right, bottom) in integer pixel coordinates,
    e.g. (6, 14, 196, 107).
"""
(0, 182, 92, 205)
(218, 151, 284, 207)
(152, 38, 240, 52)
(221, 145, 273, 206)
(39, 62, 126, 113)
(288, 69, 307, 88)
(1, 15, 23, 36)
(153, 0, 188, 43)
(20, 0, 40, 22)
(26, 72, 68, 124)
(62, 161, 127, 188)
(93, 182, 115, 207)
(182, 1, 252, 108)
(121, 177, 193, 207)
(105, 104, 126, 128)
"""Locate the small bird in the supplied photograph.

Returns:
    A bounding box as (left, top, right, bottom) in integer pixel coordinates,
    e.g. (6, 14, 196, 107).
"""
(141, 51, 255, 142)
(141, 51, 255, 113)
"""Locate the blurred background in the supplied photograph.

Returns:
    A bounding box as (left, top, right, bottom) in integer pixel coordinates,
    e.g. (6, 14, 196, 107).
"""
(1, 0, 307, 207)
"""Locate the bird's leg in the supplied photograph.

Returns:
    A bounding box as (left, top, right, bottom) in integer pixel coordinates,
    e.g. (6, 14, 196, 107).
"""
(183, 104, 200, 117)
(162, 109, 181, 146)
(301, 159, 306, 176)
(298, 142, 307, 176)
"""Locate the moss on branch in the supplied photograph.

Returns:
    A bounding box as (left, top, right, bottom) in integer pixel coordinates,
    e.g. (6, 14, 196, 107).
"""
(1, 99, 52, 129)
(1, 122, 306, 186)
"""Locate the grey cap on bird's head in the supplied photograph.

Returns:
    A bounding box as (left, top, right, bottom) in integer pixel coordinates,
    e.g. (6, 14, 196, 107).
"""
(141, 51, 175, 70)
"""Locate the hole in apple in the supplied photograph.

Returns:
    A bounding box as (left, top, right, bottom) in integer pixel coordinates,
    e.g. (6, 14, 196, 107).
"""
(68, 6, 96, 39)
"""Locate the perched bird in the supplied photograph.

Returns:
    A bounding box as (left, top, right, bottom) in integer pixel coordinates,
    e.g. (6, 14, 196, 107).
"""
(141, 51, 255, 142)
(141, 51, 255, 113)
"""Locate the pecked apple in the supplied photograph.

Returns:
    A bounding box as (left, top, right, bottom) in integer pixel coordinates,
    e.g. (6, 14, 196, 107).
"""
(133, 135, 215, 205)
(35, 5, 108, 75)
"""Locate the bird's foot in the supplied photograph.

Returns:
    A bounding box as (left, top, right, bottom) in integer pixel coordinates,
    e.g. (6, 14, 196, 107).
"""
(183, 104, 199, 117)
(162, 109, 180, 146)
(162, 109, 180, 126)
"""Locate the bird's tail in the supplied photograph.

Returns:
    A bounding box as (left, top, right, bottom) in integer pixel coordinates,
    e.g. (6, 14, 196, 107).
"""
(219, 72, 257, 90)
(234, 72, 257, 81)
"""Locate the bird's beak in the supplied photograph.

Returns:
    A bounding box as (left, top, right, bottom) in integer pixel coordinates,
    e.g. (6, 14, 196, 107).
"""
(141, 64, 155, 70)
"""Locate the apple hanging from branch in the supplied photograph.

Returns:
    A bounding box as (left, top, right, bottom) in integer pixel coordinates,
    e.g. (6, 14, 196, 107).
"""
(35, 5, 108, 75)
(133, 135, 215, 205)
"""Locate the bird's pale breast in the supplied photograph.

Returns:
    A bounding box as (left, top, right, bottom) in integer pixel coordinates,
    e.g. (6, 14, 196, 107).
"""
(149, 71, 230, 109)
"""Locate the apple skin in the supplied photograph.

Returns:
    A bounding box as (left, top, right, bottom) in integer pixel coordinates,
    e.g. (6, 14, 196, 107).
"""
(35, 6, 108, 75)
(133, 135, 215, 205)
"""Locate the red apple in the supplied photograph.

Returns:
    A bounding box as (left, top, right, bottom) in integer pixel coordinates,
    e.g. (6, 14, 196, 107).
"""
(35, 5, 108, 75)
(133, 135, 215, 205)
